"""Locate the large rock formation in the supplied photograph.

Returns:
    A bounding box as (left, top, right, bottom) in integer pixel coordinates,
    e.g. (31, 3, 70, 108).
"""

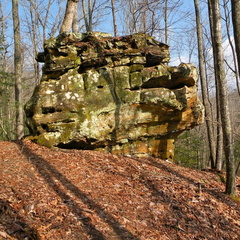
(25, 32, 204, 160)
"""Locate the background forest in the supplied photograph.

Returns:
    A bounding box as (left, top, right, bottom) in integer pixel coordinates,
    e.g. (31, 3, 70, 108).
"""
(1, 0, 240, 192)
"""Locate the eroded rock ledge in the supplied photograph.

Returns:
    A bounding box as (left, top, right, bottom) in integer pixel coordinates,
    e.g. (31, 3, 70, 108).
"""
(25, 32, 204, 160)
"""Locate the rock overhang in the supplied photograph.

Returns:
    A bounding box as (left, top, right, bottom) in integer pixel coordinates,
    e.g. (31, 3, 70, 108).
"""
(25, 31, 204, 160)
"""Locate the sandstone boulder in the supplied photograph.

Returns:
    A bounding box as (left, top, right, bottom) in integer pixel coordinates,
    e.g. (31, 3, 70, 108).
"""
(25, 32, 204, 160)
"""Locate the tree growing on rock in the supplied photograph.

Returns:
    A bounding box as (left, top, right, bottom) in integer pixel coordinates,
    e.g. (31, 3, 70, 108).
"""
(60, 0, 79, 33)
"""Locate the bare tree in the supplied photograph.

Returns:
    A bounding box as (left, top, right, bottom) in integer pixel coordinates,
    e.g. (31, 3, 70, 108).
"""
(164, 0, 169, 45)
(111, 0, 118, 36)
(0, 1, 9, 72)
(120, 0, 161, 35)
(12, 0, 24, 139)
(81, 0, 96, 32)
(194, 0, 216, 169)
(29, 0, 40, 84)
(207, 0, 224, 171)
(208, 0, 236, 196)
(231, 0, 240, 95)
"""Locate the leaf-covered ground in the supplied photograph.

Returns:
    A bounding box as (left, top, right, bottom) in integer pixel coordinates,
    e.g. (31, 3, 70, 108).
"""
(0, 139, 239, 240)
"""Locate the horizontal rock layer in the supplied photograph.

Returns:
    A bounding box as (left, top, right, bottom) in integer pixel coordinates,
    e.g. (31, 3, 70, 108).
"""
(25, 32, 204, 159)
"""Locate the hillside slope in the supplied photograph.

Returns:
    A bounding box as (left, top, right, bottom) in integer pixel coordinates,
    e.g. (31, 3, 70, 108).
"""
(0, 139, 239, 240)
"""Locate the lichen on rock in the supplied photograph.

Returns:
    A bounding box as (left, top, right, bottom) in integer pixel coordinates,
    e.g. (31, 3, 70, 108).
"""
(25, 31, 204, 160)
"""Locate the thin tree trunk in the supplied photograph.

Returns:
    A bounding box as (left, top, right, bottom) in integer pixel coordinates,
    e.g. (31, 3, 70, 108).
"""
(164, 0, 169, 45)
(0, 1, 7, 72)
(111, 0, 118, 37)
(215, 86, 223, 170)
(208, 0, 236, 196)
(29, 0, 40, 84)
(194, 0, 216, 169)
(81, 0, 89, 31)
(88, 0, 93, 31)
(224, 0, 240, 96)
(236, 161, 240, 175)
(43, 0, 54, 41)
(141, 0, 147, 33)
(12, 0, 24, 139)
(128, 0, 137, 34)
(208, 0, 223, 170)
(231, 0, 240, 92)
(81, 0, 96, 32)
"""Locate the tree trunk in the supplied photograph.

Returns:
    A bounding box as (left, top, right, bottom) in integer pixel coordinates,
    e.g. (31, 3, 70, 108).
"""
(164, 0, 169, 45)
(81, 0, 89, 31)
(208, 0, 236, 196)
(12, 0, 24, 139)
(43, 0, 55, 41)
(140, 0, 147, 33)
(60, 0, 79, 33)
(231, 0, 240, 87)
(215, 85, 223, 170)
(29, 0, 40, 84)
(0, 1, 7, 72)
(81, 0, 95, 32)
(111, 0, 118, 37)
(208, 0, 223, 170)
(194, 0, 216, 169)
(224, 0, 240, 96)
(88, 0, 93, 32)
(127, 0, 137, 34)
(72, 1, 79, 33)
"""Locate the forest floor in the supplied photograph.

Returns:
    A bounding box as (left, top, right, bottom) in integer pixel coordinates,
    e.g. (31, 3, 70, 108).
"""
(0, 139, 240, 240)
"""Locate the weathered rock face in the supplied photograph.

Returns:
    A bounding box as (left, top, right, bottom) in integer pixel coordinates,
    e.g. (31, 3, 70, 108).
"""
(25, 32, 204, 160)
